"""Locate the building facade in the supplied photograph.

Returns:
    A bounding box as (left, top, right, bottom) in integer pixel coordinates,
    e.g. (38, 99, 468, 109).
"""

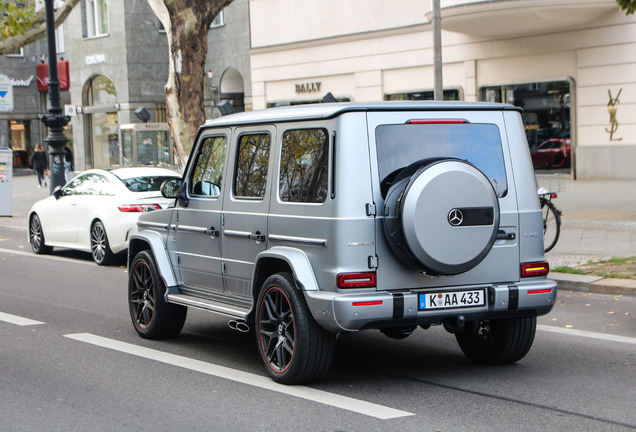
(248, 0, 636, 180)
(0, 37, 69, 170)
(64, 0, 170, 171)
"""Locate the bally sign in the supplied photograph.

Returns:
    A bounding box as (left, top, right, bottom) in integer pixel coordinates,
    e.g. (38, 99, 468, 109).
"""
(295, 82, 322, 94)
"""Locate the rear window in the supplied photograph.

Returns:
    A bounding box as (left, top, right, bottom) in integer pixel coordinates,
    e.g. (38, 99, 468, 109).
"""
(375, 123, 507, 198)
(120, 176, 180, 192)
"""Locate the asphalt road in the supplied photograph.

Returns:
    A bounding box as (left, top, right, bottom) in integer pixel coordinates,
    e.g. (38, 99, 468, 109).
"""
(1, 224, 635, 431)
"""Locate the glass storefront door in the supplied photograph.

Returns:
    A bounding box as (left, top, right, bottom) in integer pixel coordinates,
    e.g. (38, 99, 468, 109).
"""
(480, 80, 572, 172)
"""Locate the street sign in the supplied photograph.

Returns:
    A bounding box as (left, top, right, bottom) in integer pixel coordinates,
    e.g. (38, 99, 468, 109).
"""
(0, 74, 14, 112)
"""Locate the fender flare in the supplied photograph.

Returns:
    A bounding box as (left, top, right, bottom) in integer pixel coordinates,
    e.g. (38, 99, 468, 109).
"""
(128, 230, 178, 288)
(255, 246, 319, 291)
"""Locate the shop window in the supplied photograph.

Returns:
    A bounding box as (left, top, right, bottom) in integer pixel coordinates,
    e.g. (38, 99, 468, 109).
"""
(480, 81, 571, 153)
(279, 129, 329, 203)
(385, 89, 461, 101)
(10, 121, 27, 151)
(84, 0, 109, 38)
(84, 74, 117, 169)
(234, 133, 271, 199)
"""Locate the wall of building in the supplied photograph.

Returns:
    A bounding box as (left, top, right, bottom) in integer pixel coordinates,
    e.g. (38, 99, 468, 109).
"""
(248, 0, 636, 180)
(0, 39, 49, 168)
(206, 0, 253, 116)
(65, 0, 169, 171)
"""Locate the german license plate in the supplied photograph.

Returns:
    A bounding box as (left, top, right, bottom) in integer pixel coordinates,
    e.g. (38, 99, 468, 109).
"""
(419, 289, 485, 310)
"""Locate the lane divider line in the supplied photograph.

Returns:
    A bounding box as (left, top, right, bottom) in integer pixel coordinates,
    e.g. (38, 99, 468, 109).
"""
(64, 332, 414, 420)
(0, 311, 45, 326)
(538, 324, 636, 345)
(0, 247, 95, 266)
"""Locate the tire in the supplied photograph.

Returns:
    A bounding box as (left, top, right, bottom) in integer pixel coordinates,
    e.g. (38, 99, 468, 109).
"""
(29, 214, 53, 254)
(256, 272, 336, 384)
(383, 158, 500, 275)
(455, 316, 537, 365)
(540, 198, 561, 253)
(128, 250, 187, 339)
(90, 220, 115, 266)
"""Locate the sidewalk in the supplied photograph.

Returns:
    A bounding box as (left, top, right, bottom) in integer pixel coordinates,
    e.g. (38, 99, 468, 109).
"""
(1, 171, 635, 296)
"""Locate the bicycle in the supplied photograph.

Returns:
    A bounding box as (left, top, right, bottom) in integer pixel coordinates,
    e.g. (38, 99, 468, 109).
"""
(538, 187, 562, 252)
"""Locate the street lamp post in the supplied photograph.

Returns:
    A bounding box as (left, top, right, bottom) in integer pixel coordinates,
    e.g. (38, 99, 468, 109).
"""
(432, 0, 443, 101)
(40, 0, 69, 193)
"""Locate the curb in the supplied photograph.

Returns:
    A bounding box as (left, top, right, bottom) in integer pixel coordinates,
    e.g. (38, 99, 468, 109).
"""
(550, 272, 636, 297)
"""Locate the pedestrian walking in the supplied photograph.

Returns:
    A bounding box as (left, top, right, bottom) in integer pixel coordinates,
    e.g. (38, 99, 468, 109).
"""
(30, 144, 48, 188)
(64, 144, 74, 182)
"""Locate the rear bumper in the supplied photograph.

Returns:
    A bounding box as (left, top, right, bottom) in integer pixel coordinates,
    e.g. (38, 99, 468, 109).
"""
(304, 279, 557, 332)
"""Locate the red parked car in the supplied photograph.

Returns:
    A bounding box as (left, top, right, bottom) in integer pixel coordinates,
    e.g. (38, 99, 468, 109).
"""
(531, 138, 571, 169)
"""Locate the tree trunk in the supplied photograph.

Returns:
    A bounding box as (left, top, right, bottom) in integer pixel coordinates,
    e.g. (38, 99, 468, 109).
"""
(147, 0, 233, 169)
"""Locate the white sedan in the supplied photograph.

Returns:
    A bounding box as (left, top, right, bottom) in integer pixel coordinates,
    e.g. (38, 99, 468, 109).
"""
(28, 167, 181, 265)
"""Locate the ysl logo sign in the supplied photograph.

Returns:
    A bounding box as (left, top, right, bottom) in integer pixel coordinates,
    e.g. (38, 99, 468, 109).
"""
(605, 89, 622, 141)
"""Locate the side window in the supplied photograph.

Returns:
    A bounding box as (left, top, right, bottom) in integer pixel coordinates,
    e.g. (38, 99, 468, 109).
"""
(82, 174, 112, 195)
(279, 129, 329, 203)
(62, 176, 85, 196)
(63, 174, 111, 196)
(234, 133, 271, 199)
(189, 136, 227, 198)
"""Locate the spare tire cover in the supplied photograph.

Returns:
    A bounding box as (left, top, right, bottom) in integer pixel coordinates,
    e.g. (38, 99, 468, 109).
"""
(383, 159, 499, 275)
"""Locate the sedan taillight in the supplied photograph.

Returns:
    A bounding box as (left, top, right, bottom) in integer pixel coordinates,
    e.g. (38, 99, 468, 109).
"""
(118, 203, 162, 212)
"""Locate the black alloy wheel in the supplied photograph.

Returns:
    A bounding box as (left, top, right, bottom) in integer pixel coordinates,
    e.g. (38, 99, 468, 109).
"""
(256, 273, 335, 384)
(90, 220, 115, 265)
(29, 214, 53, 254)
(128, 250, 186, 339)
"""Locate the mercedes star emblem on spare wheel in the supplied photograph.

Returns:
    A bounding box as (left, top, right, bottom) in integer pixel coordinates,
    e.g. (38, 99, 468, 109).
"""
(448, 209, 464, 226)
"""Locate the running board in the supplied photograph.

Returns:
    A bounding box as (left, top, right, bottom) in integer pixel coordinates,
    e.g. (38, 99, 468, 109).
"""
(166, 294, 250, 320)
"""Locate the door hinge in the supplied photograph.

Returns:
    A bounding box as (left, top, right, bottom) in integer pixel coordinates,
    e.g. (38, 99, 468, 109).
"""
(222, 261, 227, 274)
(368, 255, 378, 269)
(365, 203, 376, 217)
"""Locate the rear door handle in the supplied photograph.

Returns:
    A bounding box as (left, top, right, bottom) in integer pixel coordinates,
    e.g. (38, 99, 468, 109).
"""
(496, 230, 516, 240)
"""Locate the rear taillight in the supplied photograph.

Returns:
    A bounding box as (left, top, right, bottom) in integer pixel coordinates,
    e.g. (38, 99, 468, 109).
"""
(521, 261, 550, 278)
(336, 272, 377, 289)
(118, 203, 162, 212)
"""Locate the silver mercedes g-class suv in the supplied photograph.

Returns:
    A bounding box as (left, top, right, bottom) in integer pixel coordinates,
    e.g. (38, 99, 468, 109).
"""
(127, 101, 556, 384)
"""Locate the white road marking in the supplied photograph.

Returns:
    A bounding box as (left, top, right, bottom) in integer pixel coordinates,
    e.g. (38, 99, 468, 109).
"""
(0, 247, 95, 266)
(0, 311, 45, 326)
(65, 332, 414, 420)
(538, 324, 636, 345)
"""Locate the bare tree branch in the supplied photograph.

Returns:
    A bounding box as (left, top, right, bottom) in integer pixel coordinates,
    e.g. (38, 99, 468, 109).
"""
(0, 0, 80, 55)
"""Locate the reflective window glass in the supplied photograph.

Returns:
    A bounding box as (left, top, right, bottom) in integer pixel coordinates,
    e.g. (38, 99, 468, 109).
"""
(234, 134, 271, 199)
(279, 129, 329, 203)
(189, 136, 227, 198)
(376, 123, 508, 198)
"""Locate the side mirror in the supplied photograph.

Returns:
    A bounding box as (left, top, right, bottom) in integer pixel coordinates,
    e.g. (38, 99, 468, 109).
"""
(160, 178, 181, 199)
(53, 186, 63, 200)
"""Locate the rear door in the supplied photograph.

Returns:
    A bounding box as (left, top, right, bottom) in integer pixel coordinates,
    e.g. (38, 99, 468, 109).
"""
(367, 110, 520, 288)
(222, 126, 275, 298)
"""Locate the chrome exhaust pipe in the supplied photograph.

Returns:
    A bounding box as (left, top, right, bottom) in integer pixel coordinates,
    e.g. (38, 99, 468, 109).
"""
(228, 319, 250, 333)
